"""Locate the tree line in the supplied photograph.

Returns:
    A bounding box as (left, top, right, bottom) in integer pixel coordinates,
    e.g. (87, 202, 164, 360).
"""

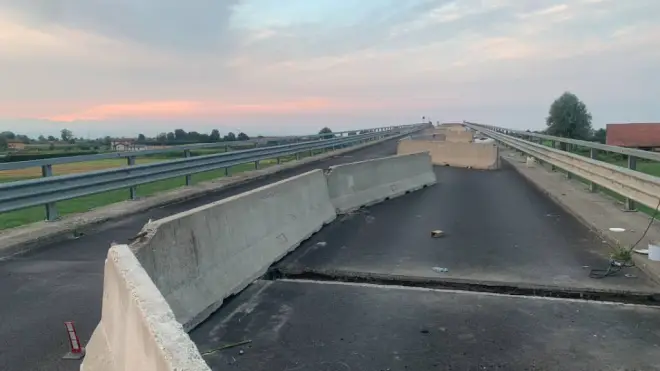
(140, 129, 250, 145)
(0, 128, 255, 151)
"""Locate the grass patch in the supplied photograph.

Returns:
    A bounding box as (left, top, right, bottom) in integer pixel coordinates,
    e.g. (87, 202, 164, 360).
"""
(0, 148, 331, 230)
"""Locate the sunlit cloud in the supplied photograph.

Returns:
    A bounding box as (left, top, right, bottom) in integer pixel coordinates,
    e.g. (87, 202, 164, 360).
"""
(42, 98, 397, 122)
(0, 0, 658, 136)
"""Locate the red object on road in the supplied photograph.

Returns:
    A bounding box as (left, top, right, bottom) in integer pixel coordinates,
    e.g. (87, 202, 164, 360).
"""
(62, 321, 86, 360)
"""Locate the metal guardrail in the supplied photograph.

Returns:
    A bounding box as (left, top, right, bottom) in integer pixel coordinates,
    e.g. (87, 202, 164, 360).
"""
(0, 125, 407, 171)
(463, 122, 660, 212)
(0, 126, 420, 220)
(469, 122, 660, 163)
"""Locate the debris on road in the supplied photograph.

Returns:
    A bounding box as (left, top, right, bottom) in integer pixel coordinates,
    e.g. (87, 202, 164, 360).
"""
(201, 340, 252, 356)
(609, 227, 626, 232)
(316, 241, 327, 247)
(432, 267, 449, 273)
(431, 230, 445, 238)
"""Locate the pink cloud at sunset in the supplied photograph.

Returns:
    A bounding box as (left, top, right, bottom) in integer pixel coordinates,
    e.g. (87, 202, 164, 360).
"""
(42, 98, 391, 122)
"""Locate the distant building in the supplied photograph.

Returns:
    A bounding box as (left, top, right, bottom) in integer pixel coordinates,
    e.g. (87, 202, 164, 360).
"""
(110, 139, 148, 152)
(606, 123, 660, 150)
(6, 141, 26, 150)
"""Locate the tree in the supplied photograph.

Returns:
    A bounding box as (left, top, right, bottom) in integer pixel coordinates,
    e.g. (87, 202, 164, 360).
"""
(0, 136, 6, 151)
(210, 129, 221, 142)
(592, 128, 606, 144)
(156, 133, 167, 143)
(319, 127, 333, 139)
(0, 131, 15, 139)
(237, 132, 250, 141)
(174, 129, 187, 141)
(546, 92, 593, 140)
(47, 135, 57, 142)
(166, 132, 175, 141)
(37, 135, 46, 142)
(61, 128, 73, 142)
(137, 134, 146, 143)
(348, 131, 357, 136)
(224, 132, 236, 141)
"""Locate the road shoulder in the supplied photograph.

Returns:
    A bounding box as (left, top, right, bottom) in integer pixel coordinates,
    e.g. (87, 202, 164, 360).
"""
(501, 148, 660, 284)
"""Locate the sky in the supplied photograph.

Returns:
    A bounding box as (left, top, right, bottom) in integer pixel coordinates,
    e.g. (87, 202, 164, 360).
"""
(1, 0, 659, 138)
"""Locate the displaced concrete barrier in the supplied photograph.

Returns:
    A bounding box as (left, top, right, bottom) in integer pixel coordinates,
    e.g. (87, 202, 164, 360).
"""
(438, 122, 467, 131)
(131, 169, 336, 331)
(397, 139, 499, 170)
(325, 152, 437, 213)
(81, 245, 209, 371)
(445, 130, 474, 143)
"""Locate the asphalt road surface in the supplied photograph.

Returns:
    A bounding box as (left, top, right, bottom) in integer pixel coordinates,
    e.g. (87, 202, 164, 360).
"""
(192, 164, 660, 370)
(193, 280, 660, 371)
(0, 140, 400, 371)
(278, 165, 657, 293)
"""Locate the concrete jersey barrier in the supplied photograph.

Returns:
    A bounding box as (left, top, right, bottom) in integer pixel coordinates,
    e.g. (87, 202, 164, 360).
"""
(130, 169, 337, 331)
(325, 152, 437, 213)
(81, 245, 209, 371)
(444, 130, 474, 143)
(397, 139, 499, 170)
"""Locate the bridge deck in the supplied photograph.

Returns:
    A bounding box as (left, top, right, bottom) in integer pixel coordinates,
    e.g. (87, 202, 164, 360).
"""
(192, 164, 660, 370)
(278, 164, 656, 292)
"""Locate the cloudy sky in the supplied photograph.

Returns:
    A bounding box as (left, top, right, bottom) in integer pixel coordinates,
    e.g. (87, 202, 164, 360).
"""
(1, 0, 659, 137)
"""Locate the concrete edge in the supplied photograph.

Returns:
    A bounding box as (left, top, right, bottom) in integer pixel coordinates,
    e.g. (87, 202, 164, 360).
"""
(336, 183, 435, 215)
(0, 135, 405, 259)
(274, 267, 660, 303)
(500, 151, 660, 286)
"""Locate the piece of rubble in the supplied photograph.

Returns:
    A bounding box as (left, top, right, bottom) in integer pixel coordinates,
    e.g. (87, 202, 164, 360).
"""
(431, 230, 445, 238)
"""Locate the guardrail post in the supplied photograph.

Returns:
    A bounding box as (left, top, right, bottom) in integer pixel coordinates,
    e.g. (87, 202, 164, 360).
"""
(589, 149, 598, 192)
(550, 141, 557, 171)
(255, 160, 259, 170)
(295, 152, 300, 160)
(625, 155, 637, 211)
(127, 156, 137, 200)
(563, 143, 572, 179)
(41, 164, 58, 221)
(183, 149, 192, 186)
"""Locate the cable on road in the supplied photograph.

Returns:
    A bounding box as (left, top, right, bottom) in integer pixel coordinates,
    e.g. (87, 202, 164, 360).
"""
(589, 198, 660, 279)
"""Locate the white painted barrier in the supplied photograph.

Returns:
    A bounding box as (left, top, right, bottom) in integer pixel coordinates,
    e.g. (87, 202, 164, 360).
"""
(131, 169, 336, 331)
(81, 245, 209, 371)
(325, 152, 437, 213)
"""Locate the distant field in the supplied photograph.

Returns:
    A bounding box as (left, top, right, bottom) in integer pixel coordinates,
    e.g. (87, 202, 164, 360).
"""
(537, 141, 660, 216)
(0, 149, 322, 230)
(0, 158, 166, 181)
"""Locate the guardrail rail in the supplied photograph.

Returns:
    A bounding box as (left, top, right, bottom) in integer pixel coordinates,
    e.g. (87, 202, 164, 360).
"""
(0, 125, 421, 221)
(463, 121, 660, 213)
